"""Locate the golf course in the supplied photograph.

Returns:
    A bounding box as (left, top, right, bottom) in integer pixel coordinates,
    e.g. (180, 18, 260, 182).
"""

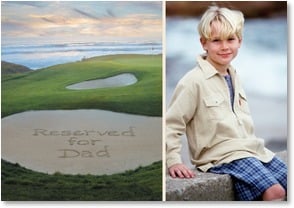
(1, 54, 162, 201)
(2, 54, 162, 117)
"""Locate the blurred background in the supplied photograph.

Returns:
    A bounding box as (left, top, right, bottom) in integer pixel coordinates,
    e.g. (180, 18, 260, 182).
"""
(165, 1, 287, 168)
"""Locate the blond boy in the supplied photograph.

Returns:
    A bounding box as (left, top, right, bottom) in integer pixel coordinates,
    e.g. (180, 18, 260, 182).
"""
(166, 6, 287, 201)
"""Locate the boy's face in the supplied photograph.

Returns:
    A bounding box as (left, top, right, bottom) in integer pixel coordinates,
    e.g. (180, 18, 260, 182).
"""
(200, 21, 242, 70)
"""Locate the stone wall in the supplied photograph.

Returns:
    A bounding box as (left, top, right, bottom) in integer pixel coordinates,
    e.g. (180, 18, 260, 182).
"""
(166, 151, 287, 201)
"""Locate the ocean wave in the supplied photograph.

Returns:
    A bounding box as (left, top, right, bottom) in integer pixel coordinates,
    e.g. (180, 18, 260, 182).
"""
(2, 42, 162, 55)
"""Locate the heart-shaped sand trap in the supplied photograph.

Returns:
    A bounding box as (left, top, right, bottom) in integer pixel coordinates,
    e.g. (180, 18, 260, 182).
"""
(1, 110, 161, 175)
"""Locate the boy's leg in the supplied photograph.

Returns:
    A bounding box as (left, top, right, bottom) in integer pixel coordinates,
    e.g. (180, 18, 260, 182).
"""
(261, 156, 287, 200)
(208, 157, 286, 201)
(262, 184, 286, 201)
(262, 156, 287, 191)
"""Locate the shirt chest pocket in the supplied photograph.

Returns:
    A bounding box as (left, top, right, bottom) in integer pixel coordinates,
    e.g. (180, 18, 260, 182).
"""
(238, 91, 251, 114)
(203, 93, 225, 120)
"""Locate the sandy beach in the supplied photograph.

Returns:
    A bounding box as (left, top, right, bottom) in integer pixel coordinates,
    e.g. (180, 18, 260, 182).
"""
(2, 110, 162, 175)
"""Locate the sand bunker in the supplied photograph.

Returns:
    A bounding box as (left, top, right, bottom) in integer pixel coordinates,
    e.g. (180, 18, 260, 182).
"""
(66, 73, 137, 90)
(2, 110, 161, 175)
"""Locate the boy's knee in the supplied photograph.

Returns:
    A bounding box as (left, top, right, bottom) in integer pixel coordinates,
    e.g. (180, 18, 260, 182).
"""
(262, 184, 286, 201)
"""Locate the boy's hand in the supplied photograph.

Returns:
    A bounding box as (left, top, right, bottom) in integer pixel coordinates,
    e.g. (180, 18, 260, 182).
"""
(168, 163, 196, 178)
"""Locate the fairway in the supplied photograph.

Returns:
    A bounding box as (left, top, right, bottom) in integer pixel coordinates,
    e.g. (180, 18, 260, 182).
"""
(2, 54, 162, 117)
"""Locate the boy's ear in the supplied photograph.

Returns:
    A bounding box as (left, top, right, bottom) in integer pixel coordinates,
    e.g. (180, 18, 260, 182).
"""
(200, 37, 207, 50)
(200, 37, 206, 45)
(238, 38, 242, 48)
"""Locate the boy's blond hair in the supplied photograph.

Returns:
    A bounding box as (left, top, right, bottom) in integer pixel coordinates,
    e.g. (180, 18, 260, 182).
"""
(198, 6, 244, 40)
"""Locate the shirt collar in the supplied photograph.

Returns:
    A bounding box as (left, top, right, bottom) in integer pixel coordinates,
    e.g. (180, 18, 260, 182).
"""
(196, 54, 235, 79)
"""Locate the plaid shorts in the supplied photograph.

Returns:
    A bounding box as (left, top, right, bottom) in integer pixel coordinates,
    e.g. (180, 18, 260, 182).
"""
(208, 156, 287, 201)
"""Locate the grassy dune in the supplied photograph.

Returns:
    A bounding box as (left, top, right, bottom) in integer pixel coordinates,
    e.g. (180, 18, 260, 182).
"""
(1, 54, 162, 201)
(2, 160, 162, 201)
(1, 61, 32, 75)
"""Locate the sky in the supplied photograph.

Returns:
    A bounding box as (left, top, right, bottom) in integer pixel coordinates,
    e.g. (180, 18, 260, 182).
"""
(1, 1, 162, 45)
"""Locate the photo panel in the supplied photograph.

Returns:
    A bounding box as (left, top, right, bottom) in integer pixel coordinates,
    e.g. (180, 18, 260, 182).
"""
(165, 1, 287, 201)
(1, 1, 163, 201)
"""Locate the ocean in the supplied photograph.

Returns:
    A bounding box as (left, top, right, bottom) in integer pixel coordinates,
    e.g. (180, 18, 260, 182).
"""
(1, 42, 162, 70)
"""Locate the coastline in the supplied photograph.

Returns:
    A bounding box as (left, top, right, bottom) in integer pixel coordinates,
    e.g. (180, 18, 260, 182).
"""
(1, 41, 163, 70)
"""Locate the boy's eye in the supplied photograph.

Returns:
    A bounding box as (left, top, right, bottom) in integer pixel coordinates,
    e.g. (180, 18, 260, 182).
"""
(228, 37, 235, 41)
(212, 39, 220, 42)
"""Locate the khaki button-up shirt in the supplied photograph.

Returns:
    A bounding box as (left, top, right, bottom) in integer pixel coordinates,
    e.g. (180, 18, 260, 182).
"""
(166, 55, 274, 172)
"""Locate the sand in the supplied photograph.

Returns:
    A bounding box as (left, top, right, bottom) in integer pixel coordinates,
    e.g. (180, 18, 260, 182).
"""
(1, 110, 162, 175)
(66, 73, 138, 90)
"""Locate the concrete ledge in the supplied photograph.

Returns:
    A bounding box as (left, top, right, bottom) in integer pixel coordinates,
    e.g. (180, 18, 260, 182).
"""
(166, 151, 287, 201)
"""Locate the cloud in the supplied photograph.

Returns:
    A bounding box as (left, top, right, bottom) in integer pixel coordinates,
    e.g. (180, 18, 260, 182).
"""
(2, 1, 48, 8)
(106, 9, 116, 18)
(73, 8, 99, 20)
(78, 13, 162, 41)
(41, 17, 58, 24)
(29, 14, 67, 27)
(1, 1, 162, 44)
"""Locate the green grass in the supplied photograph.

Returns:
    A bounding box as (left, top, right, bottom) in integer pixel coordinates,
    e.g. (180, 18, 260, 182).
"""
(2, 54, 162, 117)
(1, 54, 163, 201)
(1, 160, 162, 201)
